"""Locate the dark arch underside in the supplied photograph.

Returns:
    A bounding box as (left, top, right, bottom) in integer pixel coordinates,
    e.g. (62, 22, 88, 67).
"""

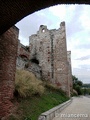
(0, 0, 90, 35)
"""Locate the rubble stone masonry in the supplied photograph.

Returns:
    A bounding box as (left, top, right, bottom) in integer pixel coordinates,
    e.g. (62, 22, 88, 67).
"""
(0, 26, 19, 119)
(29, 22, 72, 96)
(17, 40, 30, 69)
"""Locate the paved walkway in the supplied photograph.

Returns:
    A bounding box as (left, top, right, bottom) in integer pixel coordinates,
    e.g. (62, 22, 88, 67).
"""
(53, 96, 90, 120)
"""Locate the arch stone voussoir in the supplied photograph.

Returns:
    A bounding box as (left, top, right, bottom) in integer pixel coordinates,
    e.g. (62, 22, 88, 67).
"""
(0, 0, 90, 35)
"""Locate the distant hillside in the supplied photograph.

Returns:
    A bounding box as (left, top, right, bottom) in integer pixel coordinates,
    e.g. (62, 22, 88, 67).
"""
(83, 84, 90, 88)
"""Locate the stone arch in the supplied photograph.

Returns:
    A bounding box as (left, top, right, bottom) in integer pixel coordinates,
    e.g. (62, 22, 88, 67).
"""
(0, 0, 89, 35)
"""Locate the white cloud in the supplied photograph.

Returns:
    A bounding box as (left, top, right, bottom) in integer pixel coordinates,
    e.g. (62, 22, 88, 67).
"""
(49, 5, 66, 19)
(79, 5, 90, 31)
(49, 5, 76, 23)
(73, 68, 90, 83)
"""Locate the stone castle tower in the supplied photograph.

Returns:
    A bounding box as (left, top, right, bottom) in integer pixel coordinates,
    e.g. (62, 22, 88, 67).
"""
(29, 22, 72, 96)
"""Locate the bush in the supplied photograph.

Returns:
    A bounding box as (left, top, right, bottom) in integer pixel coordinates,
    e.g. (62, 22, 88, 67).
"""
(74, 85, 82, 95)
(71, 89, 78, 96)
(44, 82, 66, 96)
(15, 70, 45, 98)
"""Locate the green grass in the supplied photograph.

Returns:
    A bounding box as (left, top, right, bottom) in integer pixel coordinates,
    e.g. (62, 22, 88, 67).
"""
(16, 88, 69, 120)
(13, 70, 69, 120)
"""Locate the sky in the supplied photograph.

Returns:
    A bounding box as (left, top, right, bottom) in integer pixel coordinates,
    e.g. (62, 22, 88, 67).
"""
(16, 4, 90, 84)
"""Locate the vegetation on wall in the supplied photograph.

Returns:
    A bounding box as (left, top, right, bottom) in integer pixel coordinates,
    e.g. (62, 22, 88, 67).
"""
(13, 70, 69, 120)
(25, 46, 30, 52)
(15, 70, 45, 98)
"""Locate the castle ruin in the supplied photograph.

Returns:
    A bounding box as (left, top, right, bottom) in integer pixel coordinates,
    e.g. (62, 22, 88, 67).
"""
(29, 22, 73, 96)
(0, 22, 72, 118)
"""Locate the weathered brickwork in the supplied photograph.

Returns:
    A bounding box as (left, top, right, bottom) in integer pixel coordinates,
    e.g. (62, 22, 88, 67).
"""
(16, 40, 30, 69)
(0, 26, 19, 119)
(29, 22, 72, 96)
(17, 40, 30, 59)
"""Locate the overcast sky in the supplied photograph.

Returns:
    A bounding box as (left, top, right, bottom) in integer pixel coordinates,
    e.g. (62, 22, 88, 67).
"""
(16, 4, 90, 84)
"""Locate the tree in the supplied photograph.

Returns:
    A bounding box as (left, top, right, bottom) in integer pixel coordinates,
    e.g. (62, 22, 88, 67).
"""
(74, 85, 82, 95)
(72, 75, 83, 95)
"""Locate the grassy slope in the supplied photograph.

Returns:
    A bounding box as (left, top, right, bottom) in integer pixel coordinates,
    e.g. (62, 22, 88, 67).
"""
(12, 70, 69, 120)
(17, 89, 69, 120)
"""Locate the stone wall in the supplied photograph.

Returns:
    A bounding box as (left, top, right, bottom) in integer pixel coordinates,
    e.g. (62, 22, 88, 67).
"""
(29, 22, 72, 96)
(16, 40, 30, 69)
(0, 26, 19, 119)
(0, 23, 72, 118)
(67, 51, 73, 94)
(17, 41, 30, 59)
